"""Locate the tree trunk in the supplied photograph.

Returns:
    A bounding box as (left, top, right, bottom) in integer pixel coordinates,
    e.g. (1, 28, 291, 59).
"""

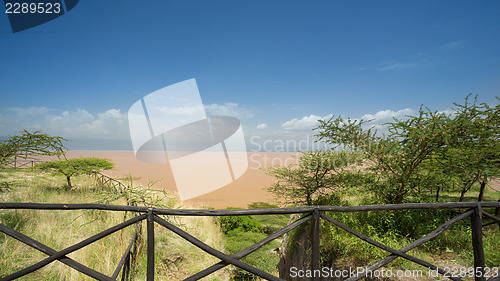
(459, 190, 466, 202)
(477, 181, 486, 201)
(435, 184, 440, 202)
(459, 180, 473, 202)
(66, 175, 72, 189)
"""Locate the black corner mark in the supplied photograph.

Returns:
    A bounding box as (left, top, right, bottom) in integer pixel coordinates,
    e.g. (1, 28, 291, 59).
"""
(4, 0, 79, 33)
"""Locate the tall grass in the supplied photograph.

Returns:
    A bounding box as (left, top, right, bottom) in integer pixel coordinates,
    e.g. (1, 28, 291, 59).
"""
(0, 169, 228, 280)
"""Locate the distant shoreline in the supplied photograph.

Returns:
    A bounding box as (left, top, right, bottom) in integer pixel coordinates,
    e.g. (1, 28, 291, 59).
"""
(60, 150, 299, 208)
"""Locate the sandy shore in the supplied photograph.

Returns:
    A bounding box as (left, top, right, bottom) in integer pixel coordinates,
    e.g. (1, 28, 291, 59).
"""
(63, 150, 300, 209)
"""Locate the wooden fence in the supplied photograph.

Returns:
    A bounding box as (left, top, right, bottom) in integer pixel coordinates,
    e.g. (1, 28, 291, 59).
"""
(0, 202, 499, 281)
(2, 160, 47, 168)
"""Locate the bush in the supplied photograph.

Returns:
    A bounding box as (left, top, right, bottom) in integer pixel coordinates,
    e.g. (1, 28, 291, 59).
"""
(247, 202, 289, 234)
(247, 202, 279, 209)
(219, 208, 263, 234)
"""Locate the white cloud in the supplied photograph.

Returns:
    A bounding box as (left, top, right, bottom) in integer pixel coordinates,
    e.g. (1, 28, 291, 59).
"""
(0, 107, 129, 140)
(281, 114, 333, 130)
(256, 123, 268, 129)
(279, 108, 415, 135)
(204, 103, 255, 118)
(361, 108, 414, 124)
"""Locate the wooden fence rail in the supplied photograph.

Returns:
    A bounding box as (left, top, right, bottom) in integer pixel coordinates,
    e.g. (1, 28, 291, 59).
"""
(2, 160, 47, 168)
(0, 202, 499, 281)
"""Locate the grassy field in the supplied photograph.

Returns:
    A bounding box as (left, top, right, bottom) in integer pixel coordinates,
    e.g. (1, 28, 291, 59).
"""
(0, 168, 228, 280)
(1, 168, 498, 280)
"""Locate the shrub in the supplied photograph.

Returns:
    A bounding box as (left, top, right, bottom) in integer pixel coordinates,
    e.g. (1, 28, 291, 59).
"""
(247, 202, 279, 209)
(247, 202, 289, 234)
(219, 208, 263, 234)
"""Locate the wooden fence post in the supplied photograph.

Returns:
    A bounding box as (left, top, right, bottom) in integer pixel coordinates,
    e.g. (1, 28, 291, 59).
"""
(121, 254, 129, 281)
(496, 199, 500, 230)
(471, 204, 486, 281)
(311, 207, 320, 281)
(147, 208, 155, 281)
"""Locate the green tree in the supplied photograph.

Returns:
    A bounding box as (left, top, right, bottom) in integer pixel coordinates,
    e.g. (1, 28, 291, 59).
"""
(36, 157, 114, 189)
(316, 108, 453, 204)
(316, 95, 499, 204)
(0, 130, 67, 166)
(266, 150, 362, 206)
(432, 96, 500, 201)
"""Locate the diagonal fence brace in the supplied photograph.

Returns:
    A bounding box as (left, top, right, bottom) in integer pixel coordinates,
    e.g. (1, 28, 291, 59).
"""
(320, 213, 465, 281)
(344, 210, 474, 281)
(184, 214, 312, 281)
(0, 223, 114, 281)
(0, 214, 146, 281)
(153, 215, 285, 281)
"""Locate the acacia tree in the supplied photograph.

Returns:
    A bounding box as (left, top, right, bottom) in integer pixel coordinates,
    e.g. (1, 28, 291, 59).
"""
(36, 157, 114, 189)
(0, 130, 67, 166)
(433, 96, 500, 201)
(266, 150, 362, 206)
(316, 107, 453, 204)
(316, 95, 499, 204)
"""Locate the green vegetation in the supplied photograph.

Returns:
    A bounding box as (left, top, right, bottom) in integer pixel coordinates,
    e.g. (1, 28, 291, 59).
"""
(268, 95, 499, 274)
(266, 150, 362, 205)
(219, 203, 290, 280)
(219, 208, 263, 234)
(35, 157, 114, 189)
(248, 202, 290, 234)
(0, 130, 66, 166)
(315, 95, 499, 204)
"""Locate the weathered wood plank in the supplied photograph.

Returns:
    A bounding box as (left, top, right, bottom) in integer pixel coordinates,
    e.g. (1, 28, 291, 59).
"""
(1, 202, 499, 216)
(482, 211, 500, 225)
(471, 205, 486, 281)
(111, 228, 138, 279)
(147, 209, 155, 281)
(318, 201, 500, 212)
(0, 202, 147, 212)
(311, 208, 320, 281)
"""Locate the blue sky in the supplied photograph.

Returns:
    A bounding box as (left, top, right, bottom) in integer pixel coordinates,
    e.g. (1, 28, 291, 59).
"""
(1, 1, 499, 151)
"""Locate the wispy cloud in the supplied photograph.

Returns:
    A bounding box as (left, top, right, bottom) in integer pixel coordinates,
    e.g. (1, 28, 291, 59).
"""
(441, 40, 464, 51)
(204, 103, 256, 118)
(379, 62, 420, 71)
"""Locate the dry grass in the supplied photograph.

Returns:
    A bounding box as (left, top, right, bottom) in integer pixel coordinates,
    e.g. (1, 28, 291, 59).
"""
(0, 168, 228, 280)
